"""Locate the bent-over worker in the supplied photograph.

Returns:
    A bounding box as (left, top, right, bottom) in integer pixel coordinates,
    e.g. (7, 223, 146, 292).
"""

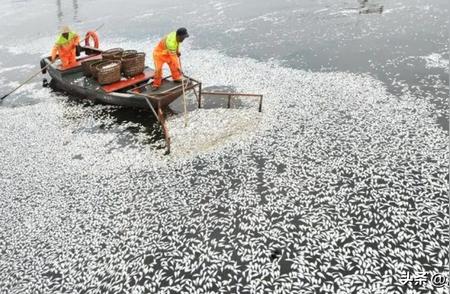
(152, 28, 189, 90)
(51, 26, 80, 69)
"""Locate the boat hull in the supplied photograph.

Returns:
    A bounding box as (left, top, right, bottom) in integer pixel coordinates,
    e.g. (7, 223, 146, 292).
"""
(48, 72, 149, 108)
(43, 57, 188, 110)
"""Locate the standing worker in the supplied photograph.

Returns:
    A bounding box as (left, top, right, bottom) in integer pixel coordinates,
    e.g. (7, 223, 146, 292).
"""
(50, 26, 80, 69)
(152, 28, 189, 90)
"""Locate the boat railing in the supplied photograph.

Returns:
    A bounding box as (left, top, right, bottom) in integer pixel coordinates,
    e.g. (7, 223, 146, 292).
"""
(126, 75, 263, 155)
(199, 91, 263, 112)
(128, 75, 202, 105)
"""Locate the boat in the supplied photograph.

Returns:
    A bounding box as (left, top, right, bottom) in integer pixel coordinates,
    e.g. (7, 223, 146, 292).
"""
(40, 46, 263, 154)
(40, 46, 202, 110)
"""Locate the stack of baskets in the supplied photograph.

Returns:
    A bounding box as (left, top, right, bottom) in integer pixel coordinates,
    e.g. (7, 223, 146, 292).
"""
(122, 50, 137, 58)
(102, 48, 124, 61)
(121, 52, 146, 77)
(96, 61, 122, 85)
(81, 60, 103, 78)
(80, 48, 146, 85)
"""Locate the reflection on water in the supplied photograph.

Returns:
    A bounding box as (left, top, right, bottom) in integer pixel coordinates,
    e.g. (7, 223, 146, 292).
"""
(56, 0, 63, 23)
(358, 0, 384, 14)
(56, 0, 79, 24)
(73, 0, 78, 22)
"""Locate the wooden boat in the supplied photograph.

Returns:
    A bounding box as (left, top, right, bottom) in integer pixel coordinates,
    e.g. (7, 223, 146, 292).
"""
(40, 46, 262, 154)
(40, 46, 202, 110)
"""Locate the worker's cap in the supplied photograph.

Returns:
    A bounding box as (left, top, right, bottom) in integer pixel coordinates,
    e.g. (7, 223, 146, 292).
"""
(176, 27, 189, 38)
(60, 25, 71, 33)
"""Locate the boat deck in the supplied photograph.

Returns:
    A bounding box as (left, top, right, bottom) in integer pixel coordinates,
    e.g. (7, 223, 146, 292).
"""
(51, 57, 188, 98)
(132, 78, 194, 98)
(102, 70, 155, 93)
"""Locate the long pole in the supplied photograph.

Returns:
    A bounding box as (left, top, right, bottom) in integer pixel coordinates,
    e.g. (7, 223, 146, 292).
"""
(179, 57, 188, 127)
(135, 92, 170, 154)
(0, 23, 104, 101)
(1, 65, 52, 100)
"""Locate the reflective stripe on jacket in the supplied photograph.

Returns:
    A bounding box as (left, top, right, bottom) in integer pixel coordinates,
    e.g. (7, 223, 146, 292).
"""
(51, 32, 80, 62)
(55, 32, 78, 46)
(154, 31, 179, 55)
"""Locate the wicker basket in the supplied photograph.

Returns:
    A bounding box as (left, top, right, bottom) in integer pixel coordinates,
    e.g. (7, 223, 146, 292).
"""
(121, 52, 146, 77)
(102, 48, 124, 61)
(122, 50, 137, 59)
(96, 60, 122, 85)
(89, 60, 105, 79)
(82, 59, 102, 77)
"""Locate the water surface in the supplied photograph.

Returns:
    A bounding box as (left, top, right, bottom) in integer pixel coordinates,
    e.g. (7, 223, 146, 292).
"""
(0, 0, 448, 293)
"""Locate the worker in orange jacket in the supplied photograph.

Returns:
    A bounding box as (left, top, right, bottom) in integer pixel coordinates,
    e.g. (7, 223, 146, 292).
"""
(50, 26, 80, 69)
(152, 28, 189, 90)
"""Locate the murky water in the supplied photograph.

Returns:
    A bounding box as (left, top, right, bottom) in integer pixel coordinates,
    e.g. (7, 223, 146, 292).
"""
(0, 0, 448, 293)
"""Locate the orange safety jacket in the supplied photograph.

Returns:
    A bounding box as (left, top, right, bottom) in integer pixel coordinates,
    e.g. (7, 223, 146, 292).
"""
(51, 32, 80, 66)
(154, 32, 180, 56)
